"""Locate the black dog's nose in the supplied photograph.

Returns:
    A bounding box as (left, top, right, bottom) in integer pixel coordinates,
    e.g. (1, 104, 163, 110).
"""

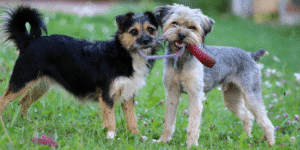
(142, 36, 150, 45)
(178, 33, 186, 41)
(138, 34, 152, 45)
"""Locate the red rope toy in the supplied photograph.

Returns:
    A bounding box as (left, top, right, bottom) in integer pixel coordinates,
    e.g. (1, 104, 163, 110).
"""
(138, 37, 216, 68)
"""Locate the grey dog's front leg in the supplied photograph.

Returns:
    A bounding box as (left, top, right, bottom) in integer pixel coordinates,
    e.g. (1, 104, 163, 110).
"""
(158, 67, 181, 143)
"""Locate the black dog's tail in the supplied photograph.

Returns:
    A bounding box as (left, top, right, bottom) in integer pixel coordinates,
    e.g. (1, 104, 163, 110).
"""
(1, 5, 47, 51)
(250, 49, 269, 61)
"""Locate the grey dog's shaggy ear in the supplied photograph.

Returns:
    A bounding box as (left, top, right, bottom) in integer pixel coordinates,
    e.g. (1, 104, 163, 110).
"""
(155, 5, 172, 26)
(201, 15, 215, 36)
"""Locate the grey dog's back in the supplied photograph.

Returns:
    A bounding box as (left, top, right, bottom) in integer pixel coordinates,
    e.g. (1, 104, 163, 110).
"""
(203, 45, 265, 93)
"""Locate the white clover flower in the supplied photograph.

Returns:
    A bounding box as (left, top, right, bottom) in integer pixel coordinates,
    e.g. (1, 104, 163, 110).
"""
(265, 68, 271, 77)
(102, 26, 109, 34)
(60, 19, 66, 25)
(86, 24, 94, 32)
(155, 71, 159, 76)
(276, 71, 282, 77)
(290, 137, 295, 143)
(49, 12, 56, 19)
(143, 121, 148, 126)
(275, 81, 282, 87)
(273, 56, 281, 63)
(44, 17, 49, 24)
(269, 104, 274, 109)
(256, 63, 264, 70)
(264, 81, 272, 88)
(294, 73, 300, 81)
(183, 110, 188, 114)
(141, 136, 148, 142)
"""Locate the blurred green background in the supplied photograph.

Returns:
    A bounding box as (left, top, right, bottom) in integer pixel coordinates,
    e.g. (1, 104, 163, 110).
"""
(0, 0, 299, 149)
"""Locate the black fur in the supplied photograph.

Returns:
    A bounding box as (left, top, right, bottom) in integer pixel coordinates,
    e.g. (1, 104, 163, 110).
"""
(250, 49, 267, 61)
(3, 5, 47, 51)
(155, 5, 172, 26)
(2, 5, 158, 107)
(116, 12, 135, 33)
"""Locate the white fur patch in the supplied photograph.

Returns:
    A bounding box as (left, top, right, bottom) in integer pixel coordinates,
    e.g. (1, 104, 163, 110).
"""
(109, 51, 150, 102)
(107, 131, 115, 139)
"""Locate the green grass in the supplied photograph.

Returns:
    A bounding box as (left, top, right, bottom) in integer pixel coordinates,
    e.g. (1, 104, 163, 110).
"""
(1, 3, 300, 149)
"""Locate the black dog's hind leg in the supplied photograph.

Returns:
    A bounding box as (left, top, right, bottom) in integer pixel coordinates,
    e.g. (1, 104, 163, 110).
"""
(18, 77, 50, 117)
(0, 78, 39, 145)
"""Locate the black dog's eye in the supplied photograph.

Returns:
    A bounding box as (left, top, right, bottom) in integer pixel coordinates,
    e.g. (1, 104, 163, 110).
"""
(147, 27, 155, 34)
(189, 26, 196, 30)
(171, 22, 178, 26)
(130, 29, 138, 36)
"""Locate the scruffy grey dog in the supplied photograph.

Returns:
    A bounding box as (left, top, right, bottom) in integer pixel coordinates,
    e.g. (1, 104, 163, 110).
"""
(154, 4, 275, 148)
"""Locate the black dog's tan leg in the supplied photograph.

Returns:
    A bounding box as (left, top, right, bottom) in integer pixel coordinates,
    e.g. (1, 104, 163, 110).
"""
(121, 98, 139, 134)
(0, 80, 37, 145)
(99, 97, 116, 139)
(0, 81, 37, 114)
(18, 78, 50, 117)
(221, 83, 254, 137)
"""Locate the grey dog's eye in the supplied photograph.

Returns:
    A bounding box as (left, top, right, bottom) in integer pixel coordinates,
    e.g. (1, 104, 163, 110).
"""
(171, 22, 178, 26)
(189, 26, 196, 30)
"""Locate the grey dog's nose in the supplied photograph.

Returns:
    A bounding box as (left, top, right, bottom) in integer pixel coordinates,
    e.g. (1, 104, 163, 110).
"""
(178, 33, 186, 41)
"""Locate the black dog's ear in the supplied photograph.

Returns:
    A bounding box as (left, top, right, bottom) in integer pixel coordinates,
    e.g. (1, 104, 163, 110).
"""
(201, 16, 215, 36)
(144, 11, 159, 28)
(116, 12, 134, 32)
(155, 5, 172, 26)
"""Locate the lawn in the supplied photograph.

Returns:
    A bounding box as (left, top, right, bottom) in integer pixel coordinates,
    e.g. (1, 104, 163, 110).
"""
(0, 2, 299, 149)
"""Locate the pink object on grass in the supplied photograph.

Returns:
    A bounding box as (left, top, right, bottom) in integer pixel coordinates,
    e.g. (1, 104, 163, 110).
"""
(32, 134, 58, 148)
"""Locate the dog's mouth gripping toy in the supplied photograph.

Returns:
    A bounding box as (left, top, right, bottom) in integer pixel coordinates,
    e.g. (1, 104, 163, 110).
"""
(175, 41, 184, 48)
(139, 37, 216, 68)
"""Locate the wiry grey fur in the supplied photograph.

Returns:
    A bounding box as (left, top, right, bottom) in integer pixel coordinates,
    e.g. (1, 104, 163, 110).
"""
(154, 3, 275, 148)
(203, 45, 267, 93)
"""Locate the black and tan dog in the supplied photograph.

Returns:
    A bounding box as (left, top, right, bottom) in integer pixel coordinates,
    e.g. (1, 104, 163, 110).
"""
(0, 5, 160, 140)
